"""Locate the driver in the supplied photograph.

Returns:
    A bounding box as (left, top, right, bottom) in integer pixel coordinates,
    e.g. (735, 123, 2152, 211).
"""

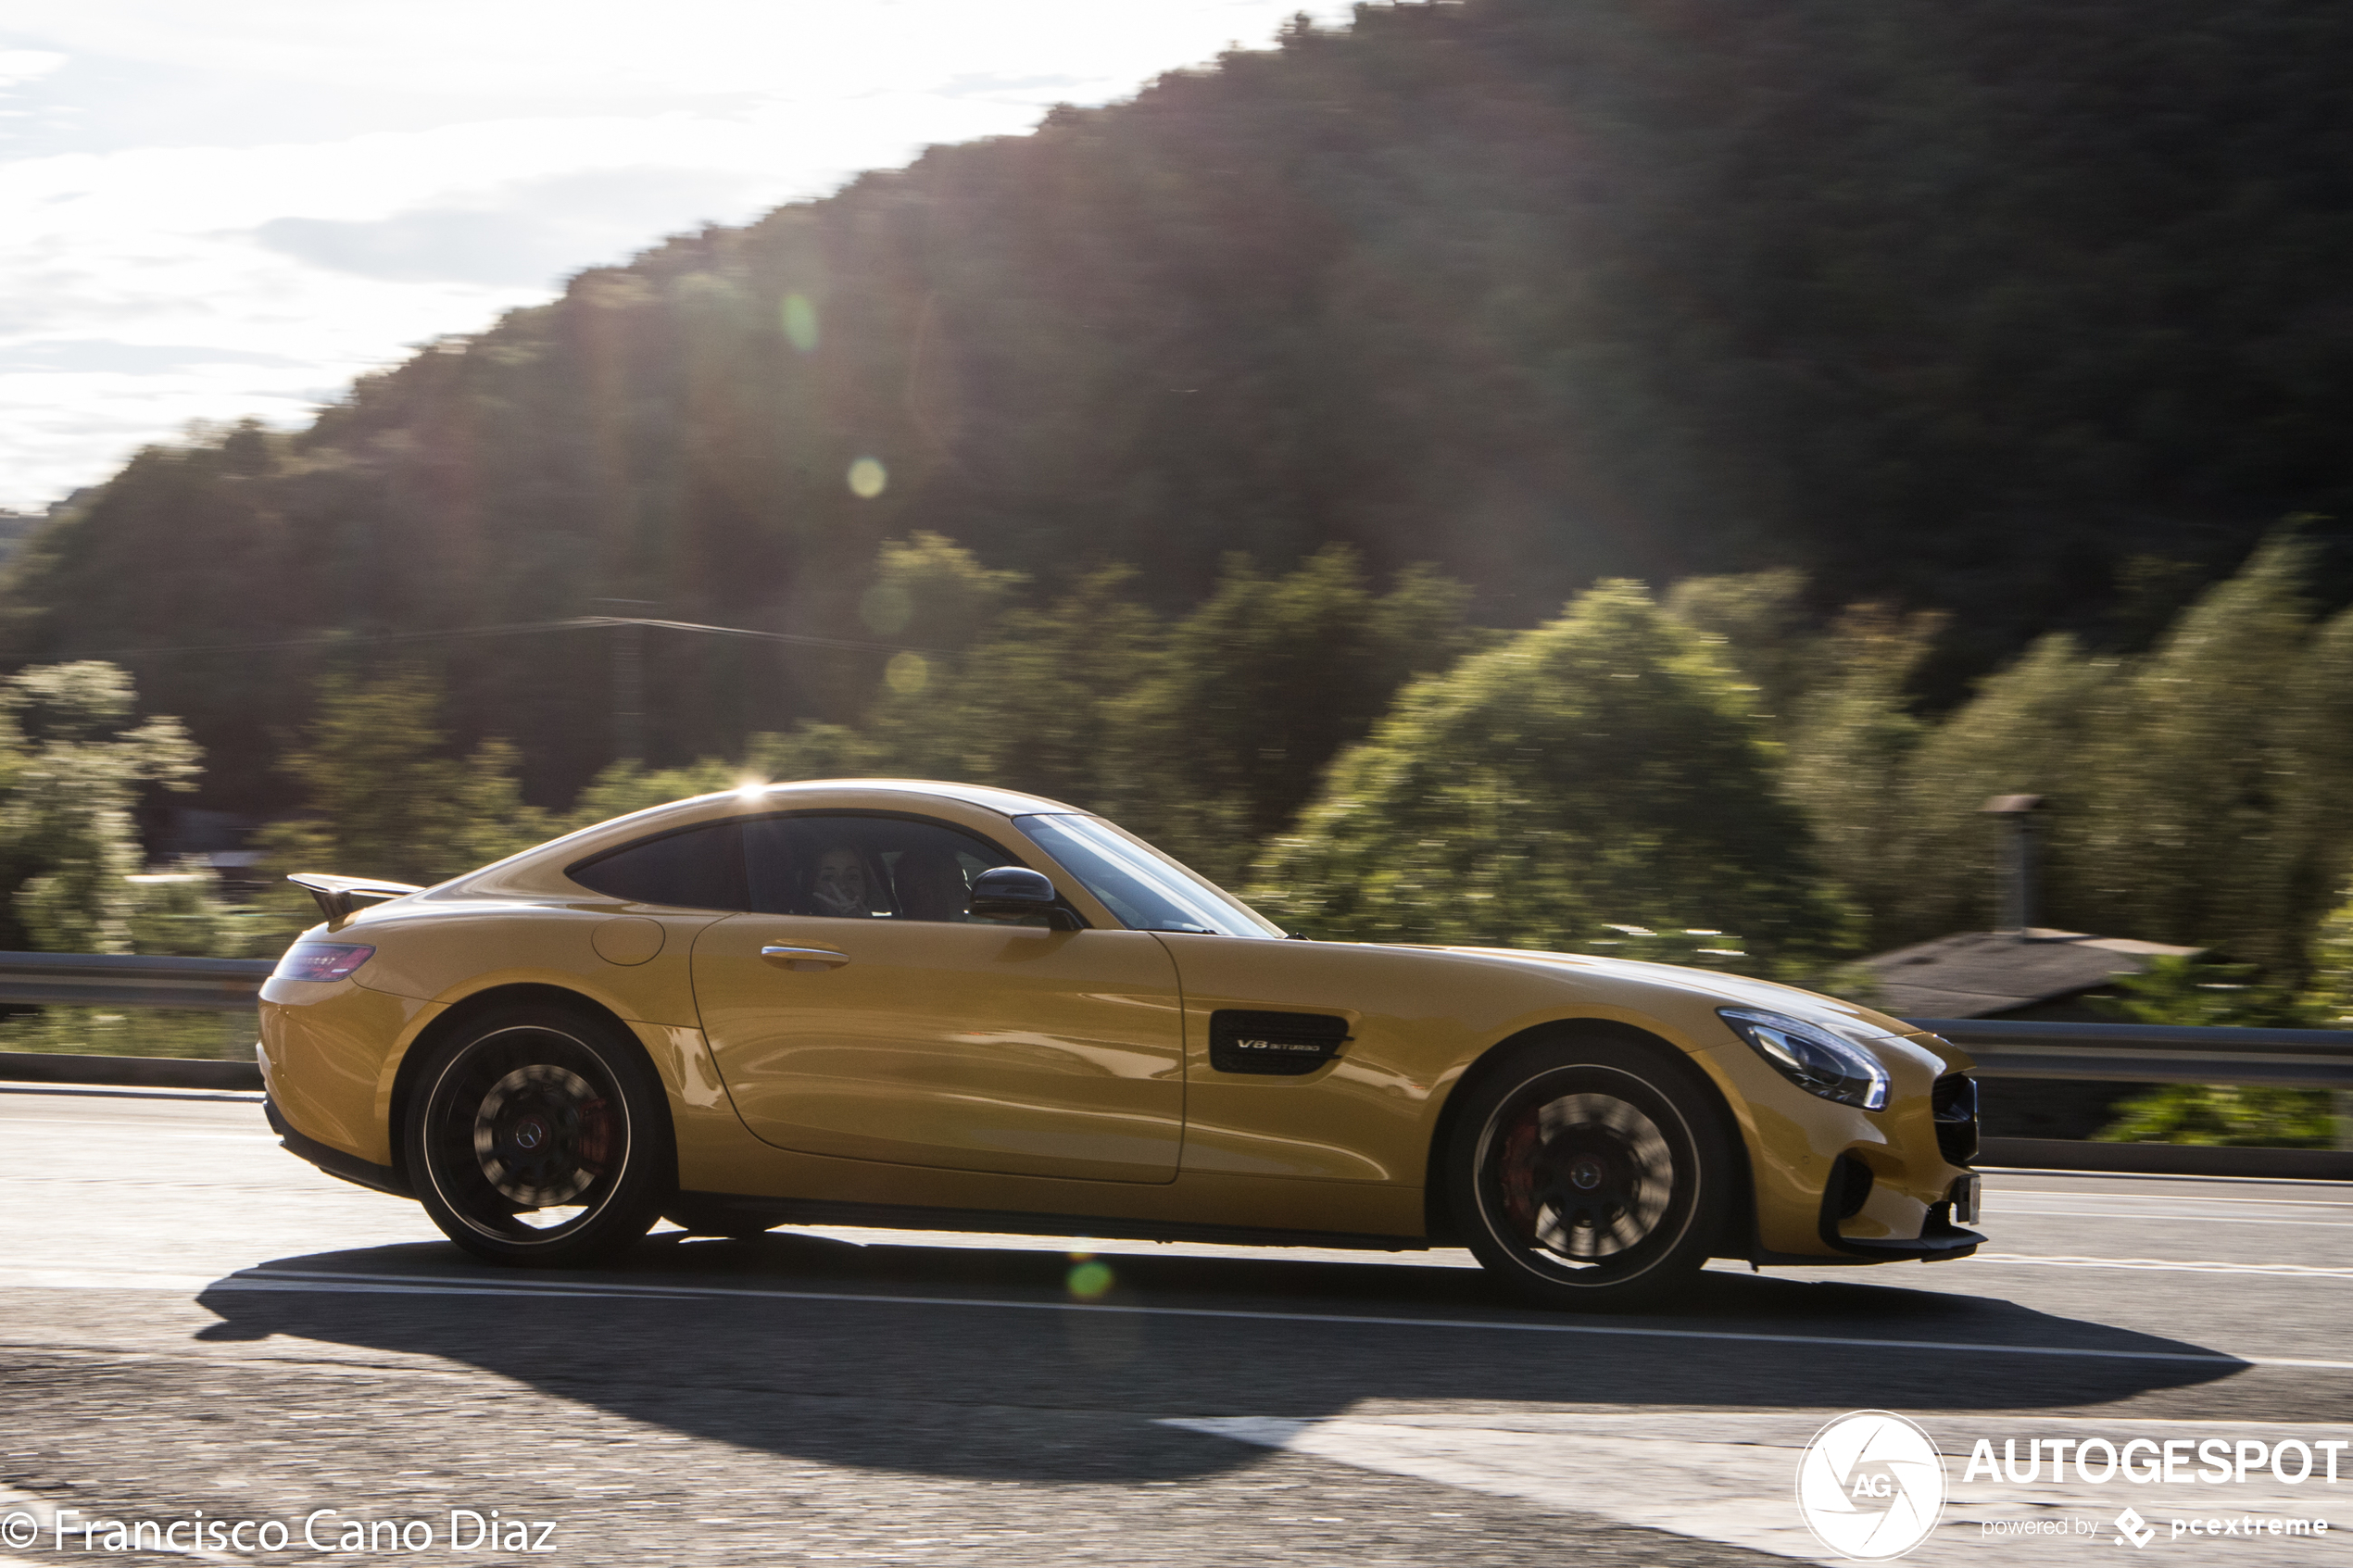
(809, 845, 873, 917)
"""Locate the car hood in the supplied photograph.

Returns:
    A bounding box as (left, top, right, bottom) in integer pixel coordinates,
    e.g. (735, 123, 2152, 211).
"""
(1407, 943, 1923, 1041)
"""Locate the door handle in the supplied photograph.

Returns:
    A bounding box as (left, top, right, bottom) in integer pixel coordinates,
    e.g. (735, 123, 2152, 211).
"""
(761, 944, 849, 971)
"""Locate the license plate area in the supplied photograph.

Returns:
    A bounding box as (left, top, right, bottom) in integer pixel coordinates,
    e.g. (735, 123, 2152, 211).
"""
(1948, 1173, 1982, 1226)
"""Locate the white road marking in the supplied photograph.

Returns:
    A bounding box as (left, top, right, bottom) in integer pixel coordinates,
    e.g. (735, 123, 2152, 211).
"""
(1988, 1207, 2353, 1228)
(1970, 1253, 2353, 1279)
(1987, 1167, 2353, 1190)
(1996, 1187, 2353, 1208)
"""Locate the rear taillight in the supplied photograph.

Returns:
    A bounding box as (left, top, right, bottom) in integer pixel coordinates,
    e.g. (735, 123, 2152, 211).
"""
(273, 942, 375, 983)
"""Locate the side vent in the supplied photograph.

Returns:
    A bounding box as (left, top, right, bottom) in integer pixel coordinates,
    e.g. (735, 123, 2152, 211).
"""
(1830, 1153, 1877, 1220)
(1208, 1010, 1352, 1076)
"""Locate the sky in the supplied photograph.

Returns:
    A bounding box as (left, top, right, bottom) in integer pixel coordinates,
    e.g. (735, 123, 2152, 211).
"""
(0, 1, 1360, 512)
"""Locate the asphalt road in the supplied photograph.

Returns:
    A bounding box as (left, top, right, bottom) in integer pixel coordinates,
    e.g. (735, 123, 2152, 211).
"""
(3, 1085, 2349, 1566)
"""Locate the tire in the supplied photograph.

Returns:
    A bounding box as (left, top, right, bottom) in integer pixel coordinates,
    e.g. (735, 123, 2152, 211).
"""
(405, 1002, 671, 1267)
(1445, 1035, 1732, 1311)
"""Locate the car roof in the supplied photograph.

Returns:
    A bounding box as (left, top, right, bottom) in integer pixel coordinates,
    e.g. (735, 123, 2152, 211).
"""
(725, 778, 1086, 819)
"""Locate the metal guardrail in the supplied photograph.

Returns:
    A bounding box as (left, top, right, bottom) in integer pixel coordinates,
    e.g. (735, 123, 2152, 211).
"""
(0, 950, 273, 1012)
(1906, 1018, 2353, 1089)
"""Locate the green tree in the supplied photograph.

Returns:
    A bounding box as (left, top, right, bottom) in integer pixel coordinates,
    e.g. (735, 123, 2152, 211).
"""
(856, 533, 1025, 650)
(2097, 1085, 2339, 1148)
(2302, 885, 2353, 1027)
(865, 568, 1164, 809)
(557, 721, 883, 833)
(0, 662, 199, 954)
(1108, 547, 1478, 881)
(1862, 633, 2117, 946)
(124, 861, 271, 958)
(1806, 535, 2353, 968)
(1775, 606, 1944, 935)
(2096, 954, 2313, 1030)
(2068, 538, 2323, 972)
(255, 668, 551, 894)
(2090, 957, 2335, 1148)
(1249, 581, 1849, 964)
(1662, 568, 1819, 732)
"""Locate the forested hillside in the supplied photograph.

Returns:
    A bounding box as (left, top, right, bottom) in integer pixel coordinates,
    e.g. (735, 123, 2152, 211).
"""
(7, 0, 2353, 813)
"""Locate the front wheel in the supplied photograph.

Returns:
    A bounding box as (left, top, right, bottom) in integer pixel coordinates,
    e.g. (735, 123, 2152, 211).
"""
(405, 1004, 671, 1267)
(1445, 1035, 1733, 1311)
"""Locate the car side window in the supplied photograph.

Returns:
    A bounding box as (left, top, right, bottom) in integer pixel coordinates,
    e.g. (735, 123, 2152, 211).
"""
(741, 814, 1020, 922)
(568, 821, 747, 909)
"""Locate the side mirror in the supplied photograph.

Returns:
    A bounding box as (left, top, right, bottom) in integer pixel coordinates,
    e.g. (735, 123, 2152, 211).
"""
(967, 866, 1073, 927)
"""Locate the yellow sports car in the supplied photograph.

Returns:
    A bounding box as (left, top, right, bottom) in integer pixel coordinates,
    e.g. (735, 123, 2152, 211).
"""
(258, 780, 1982, 1309)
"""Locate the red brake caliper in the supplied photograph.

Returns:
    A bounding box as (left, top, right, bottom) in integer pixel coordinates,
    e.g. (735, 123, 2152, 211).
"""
(1498, 1112, 1542, 1237)
(575, 1098, 612, 1172)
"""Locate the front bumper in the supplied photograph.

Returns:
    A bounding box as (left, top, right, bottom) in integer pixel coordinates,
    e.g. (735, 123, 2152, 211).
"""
(1711, 1026, 1982, 1262)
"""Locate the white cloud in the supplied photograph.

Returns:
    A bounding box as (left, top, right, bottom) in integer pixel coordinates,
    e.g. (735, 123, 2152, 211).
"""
(0, 0, 1356, 508)
(16, 3, 1315, 101)
(0, 48, 67, 86)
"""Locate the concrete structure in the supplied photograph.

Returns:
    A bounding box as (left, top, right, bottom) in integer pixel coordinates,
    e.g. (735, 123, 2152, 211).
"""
(1858, 927, 2203, 1021)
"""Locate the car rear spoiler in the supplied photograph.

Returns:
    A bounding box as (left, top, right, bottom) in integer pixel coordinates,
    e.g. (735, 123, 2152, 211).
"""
(286, 872, 424, 927)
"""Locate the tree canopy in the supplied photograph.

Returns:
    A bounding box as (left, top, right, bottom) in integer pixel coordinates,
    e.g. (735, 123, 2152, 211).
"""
(1767, 535, 2353, 972)
(1251, 581, 1847, 964)
(0, 663, 197, 953)
(8, 0, 2353, 813)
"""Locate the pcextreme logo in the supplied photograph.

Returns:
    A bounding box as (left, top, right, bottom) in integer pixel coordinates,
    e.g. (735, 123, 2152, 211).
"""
(1796, 1411, 1948, 1561)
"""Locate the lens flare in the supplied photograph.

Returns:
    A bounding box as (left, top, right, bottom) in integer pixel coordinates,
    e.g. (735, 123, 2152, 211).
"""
(885, 651, 928, 695)
(1065, 1260, 1114, 1299)
(848, 456, 887, 497)
(782, 293, 819, 352)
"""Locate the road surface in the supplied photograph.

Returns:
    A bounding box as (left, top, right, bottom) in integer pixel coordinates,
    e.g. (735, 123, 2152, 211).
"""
(3, 1085, 2348, 1565)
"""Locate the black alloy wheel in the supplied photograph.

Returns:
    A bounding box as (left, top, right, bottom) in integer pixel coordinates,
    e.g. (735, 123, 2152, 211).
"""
(406, 1003, 671, 1267)
(1447, 1035, 1733, 1311)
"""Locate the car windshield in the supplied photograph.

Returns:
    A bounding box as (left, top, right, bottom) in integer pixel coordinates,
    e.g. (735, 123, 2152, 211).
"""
(1013, 814, 1285, 938)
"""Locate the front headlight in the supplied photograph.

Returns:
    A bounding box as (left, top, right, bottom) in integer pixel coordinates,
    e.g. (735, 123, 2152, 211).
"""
(1718, 1006, 1891, 1110)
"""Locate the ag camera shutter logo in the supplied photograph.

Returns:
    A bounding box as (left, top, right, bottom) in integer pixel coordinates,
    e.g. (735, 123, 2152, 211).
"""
(1796, 1411, 1948, 1560)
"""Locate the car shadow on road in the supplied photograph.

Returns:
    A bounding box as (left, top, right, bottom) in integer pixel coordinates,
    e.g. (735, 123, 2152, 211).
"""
(193, 1229, 2243, 1483)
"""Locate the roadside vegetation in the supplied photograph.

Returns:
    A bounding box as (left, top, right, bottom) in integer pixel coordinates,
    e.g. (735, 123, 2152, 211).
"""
(10, 532, 2353, 1131)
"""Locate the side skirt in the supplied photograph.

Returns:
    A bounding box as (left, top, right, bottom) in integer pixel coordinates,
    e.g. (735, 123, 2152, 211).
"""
(668, 1190, 1428, 1253)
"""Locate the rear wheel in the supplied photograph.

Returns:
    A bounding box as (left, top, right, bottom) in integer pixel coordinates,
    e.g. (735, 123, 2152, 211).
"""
(1446, 1035, 1731, 1311)
(405, 1003, 670, 1267)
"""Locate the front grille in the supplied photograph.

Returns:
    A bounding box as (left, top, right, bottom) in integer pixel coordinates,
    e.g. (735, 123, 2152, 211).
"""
(1931, 1073, 1980, 1166)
